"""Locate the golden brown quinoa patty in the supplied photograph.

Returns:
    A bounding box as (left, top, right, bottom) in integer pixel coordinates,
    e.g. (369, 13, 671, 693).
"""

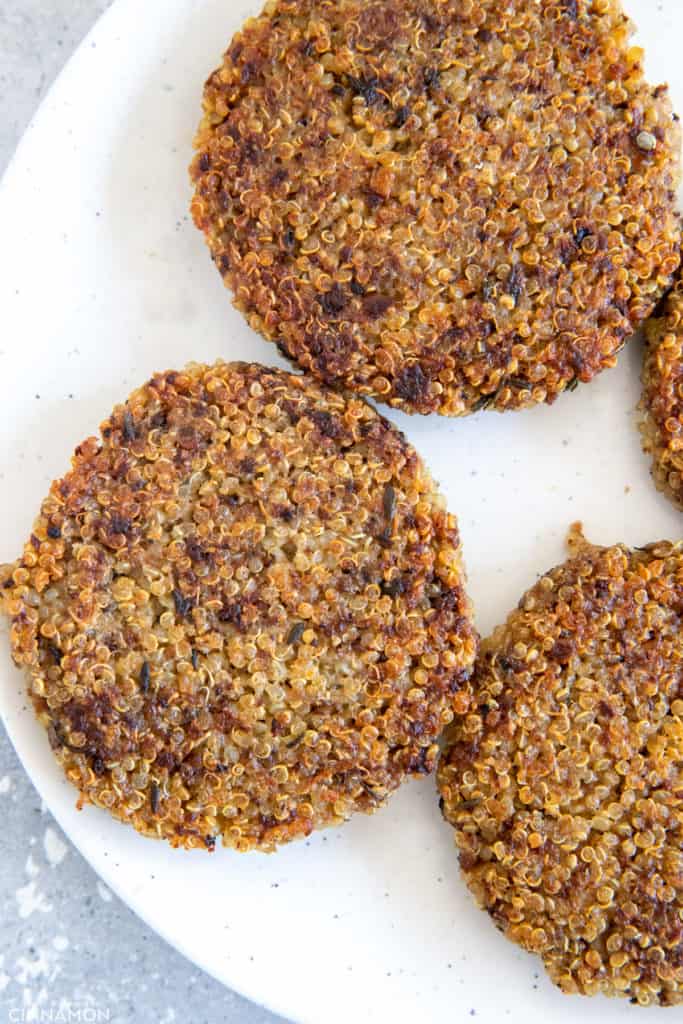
(438, 525, 683, 1006)
(641, 270, 683, 509)
(190, 0, 681, 416)
(1, 362, 476, 852)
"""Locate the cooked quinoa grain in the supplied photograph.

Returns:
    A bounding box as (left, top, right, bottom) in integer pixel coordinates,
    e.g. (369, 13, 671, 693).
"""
(438, 525, 683, 1006)
(190, 0, 681, 416)
(0, 362, 477, 852)
(641, 268, 683, 510)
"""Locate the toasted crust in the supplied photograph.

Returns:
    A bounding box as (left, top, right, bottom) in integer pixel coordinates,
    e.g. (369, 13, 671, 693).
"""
(641, 271, 683, 509)
(0, 362, 476, 852)
(438, 525, 683, 1006)
(191, 0, 681, 416)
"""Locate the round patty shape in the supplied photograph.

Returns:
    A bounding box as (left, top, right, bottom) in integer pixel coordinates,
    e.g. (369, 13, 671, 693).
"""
(437, 525, 683, 1005)
(641, 268, 683, 509)
(1, 362, 476, 852)
(190, 0, 681, 416)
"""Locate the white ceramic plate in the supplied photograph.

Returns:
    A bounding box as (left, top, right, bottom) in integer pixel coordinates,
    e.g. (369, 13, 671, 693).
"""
(1, 2, 683, 1021)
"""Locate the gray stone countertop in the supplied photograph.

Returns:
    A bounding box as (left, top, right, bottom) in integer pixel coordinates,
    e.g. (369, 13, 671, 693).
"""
(0, 4, 283, 1023)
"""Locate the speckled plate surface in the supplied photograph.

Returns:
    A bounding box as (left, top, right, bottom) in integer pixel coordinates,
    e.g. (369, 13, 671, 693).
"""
(1, 2, 682, 1022)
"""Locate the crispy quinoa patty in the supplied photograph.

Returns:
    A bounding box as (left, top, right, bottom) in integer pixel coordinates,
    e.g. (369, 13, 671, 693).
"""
(190, 0, 681, 416)
(438, 526, 683, 1005)
(641, 270, 683, 510)
(1, 362, 476, 852)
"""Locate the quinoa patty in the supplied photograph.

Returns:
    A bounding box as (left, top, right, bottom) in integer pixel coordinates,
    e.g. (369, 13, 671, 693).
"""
(438, 525, 683, 1005)
(190, 0, 681, 416)
(1, 362, 476, 852)
(641, 268, 683, 509)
